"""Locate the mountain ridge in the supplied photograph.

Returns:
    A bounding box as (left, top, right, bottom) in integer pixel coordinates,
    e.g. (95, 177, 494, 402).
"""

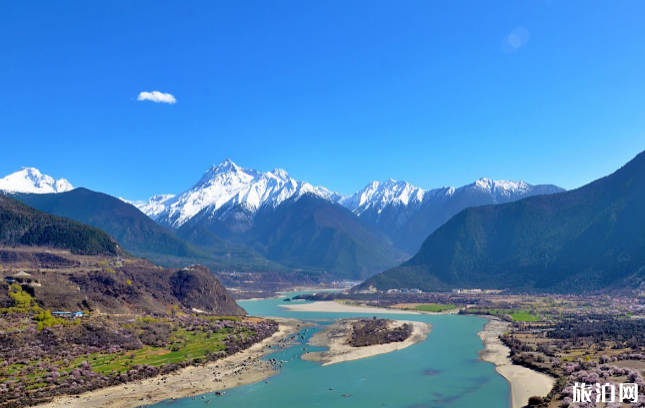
(13, 188, 278, 273)
(235, 193, 406, 279)
(0, 194, 119, 256)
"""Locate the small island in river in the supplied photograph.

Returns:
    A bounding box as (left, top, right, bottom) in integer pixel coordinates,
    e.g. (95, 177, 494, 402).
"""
(302, 317, 431, 366)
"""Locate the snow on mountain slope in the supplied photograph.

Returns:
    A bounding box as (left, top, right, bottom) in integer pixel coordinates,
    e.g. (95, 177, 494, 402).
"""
(460, 177, 565, 202)
(470, 177, 530, 198)
(129, 194, 176, 218)
(341, 177, 565, 254)
(0, 167, 73, 194)
(147, 159, 338, 228)
(338, 177, 556, 216)
(338, 179, 426, 216)
(133, 158, 564, 235)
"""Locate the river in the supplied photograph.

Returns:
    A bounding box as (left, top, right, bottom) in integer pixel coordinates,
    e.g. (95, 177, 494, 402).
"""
(150, 293, 510, 408)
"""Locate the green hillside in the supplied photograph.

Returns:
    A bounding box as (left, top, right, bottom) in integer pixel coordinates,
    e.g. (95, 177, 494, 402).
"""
(15, 188, 283, 272)
(0, 194, 118, 255)
(240, 194, 407, 280)
(15, 188, 206, 259)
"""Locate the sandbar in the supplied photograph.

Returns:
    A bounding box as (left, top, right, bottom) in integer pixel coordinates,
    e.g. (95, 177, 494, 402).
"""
(282, 300, 419, 314)
(302, 318, 431, 366)
(478, 318, 555, 408)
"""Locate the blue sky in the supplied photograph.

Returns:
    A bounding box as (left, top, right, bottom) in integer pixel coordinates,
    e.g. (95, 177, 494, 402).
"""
(1, 1, 644, 200)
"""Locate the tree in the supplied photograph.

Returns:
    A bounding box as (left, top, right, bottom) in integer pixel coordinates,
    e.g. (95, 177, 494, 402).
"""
(528, 396, 544, 406)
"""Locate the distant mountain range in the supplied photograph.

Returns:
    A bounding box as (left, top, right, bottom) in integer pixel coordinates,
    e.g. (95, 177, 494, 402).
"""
(14, 188, 281, 273)
(129, 160, 563, 255)
(359, 150, 645, 294)
(0, 167, 73, 194)
(0, 162, 564, 279)
(339, 177, 563, 253)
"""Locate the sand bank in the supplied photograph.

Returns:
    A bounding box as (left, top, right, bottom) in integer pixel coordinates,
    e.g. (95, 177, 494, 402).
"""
(282, 300, 419, 314)
(478, 318, 555, 408)
(36, 318, 303, 408)
(302, 319, 431, 366)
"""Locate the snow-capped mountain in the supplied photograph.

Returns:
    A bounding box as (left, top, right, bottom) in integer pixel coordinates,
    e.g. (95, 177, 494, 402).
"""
(0, 167, 73, 194)
(451, 176, 564, 205)
(339, 177, 561, 218)
(338, 179, 426, 216)
(126, 194, 176, 218)
(139, 159, 339, 228)
(340, 177, 565, 254)
(133, 159, 564, 255)
(469, 177, 531, 198)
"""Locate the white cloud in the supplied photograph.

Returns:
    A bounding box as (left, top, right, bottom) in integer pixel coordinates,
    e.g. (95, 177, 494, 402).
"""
(137, 91, 177, 104)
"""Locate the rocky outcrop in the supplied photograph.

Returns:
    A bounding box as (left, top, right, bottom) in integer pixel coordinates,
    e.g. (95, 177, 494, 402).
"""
(171, 265, 246, 315)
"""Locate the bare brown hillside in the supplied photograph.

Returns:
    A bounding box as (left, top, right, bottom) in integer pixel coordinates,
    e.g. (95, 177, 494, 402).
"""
(0, 247, 245, 316)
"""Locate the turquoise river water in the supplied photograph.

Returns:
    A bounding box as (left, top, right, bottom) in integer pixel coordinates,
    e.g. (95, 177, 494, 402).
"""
(151, 293, 510, 408)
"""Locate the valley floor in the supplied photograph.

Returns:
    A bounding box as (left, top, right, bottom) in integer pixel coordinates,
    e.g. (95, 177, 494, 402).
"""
(35, 318, 303, 408)
(286, 299, 556, 408)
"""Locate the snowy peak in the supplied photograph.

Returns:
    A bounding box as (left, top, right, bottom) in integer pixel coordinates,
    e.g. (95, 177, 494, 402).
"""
(455, 177, 564, 203)
(340, 179, 425, 215)
(147, 159, 338, 227)
(472, 177, 529, 193)
(0, 167, 74, 194)
(133, 159, 564, 232)
(270, 168, 290, 181)
(340, 176, 563, 217)
(202, 158, 248, 179)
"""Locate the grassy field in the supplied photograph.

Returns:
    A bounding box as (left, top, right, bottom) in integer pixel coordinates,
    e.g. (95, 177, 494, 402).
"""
(465, 308, 540, 322)
(414, 304, 458, 312)
(72, 329, 235, 374)
(508, 311, 540, 322)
